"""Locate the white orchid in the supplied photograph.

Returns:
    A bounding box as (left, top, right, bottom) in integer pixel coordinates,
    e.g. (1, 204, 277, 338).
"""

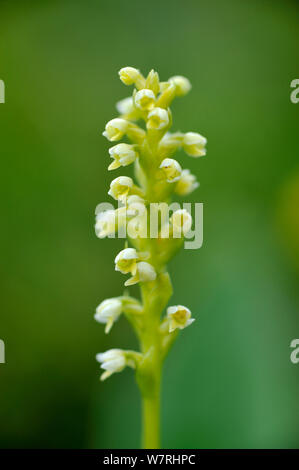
(167, 305, 195, 332)
(94, 298, 122, 333)
(147, 107, 169, 130)
(183, 132, 207, 157)
(160, 158, 182, 182)
(108, 143, 138, 170)
(175, 169, 199, 195)
(125, 261, 156, 286)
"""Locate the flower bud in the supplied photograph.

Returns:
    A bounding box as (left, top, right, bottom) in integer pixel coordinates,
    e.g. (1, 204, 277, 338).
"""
(171, 209, 192, 236)
(167, 305, 195, 332)
(108, 144, 138, 170)
(119, 67, 145, 88)
(108, 176, 133, 202)
(125, 262, 156, 286)
(183, 132, 207, 157)
(169, 75, 191, 96)
(94, 298, 122, 334)
(145, 69, 160, 95)
(103, 118, 129, 142)
(175, 169, 199, 195)
(160, 158, 182, 183)
(146, 107, 169, 130)
(134, 89, 156, 111)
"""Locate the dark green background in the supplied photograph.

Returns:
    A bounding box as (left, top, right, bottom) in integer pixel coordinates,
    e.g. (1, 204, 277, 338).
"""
(0, 0, 299, 448)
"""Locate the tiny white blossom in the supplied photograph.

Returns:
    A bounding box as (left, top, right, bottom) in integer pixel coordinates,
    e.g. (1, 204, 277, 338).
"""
(135, 89, 156, 111)
(108, 144, 138, 171)
(158, 133, 183, 158)
(119, 67, 143, 86)
(108, 176, 133, 202)
(169, 76, 192, 96)
(171, 209, 192, 235)
(175, 169, 199, 195)
(167, 305, 195, 332)
(94, 298, 122, 333)
(147, 107, 169, 130)
(115, 248, 139, 275)
(103, 118, 129, 142)
(160, 158, 182, 183)
(96, 349, 129, 381)
(125, 261, 156, 286)
(95, 210, 116, 238)
(183, 132, 207, 157)
(116, 97, 134, 115)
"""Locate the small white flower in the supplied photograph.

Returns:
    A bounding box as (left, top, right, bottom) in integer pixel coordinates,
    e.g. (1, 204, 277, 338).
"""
(115, 248, 139, 275)
(160, 158, 182, 183)
(159, 132, 182, 147)
(119, 67, 143, 86)
(96, 349, 129, 381)
(135, 89, 156, 111)
(167, 305, 195, 332)
(108, 144, 138, 171)
(169, 76, 191, 96)
(103, 118, 129, 142)
(125, 261, 156, 286)
(116, 97, 134, 115)
(175, 169, 199, 195)
(158, 133, 183, 158)
(147, 107, 169, 130)
(108, 176, 133, 202)
(171, 209, 192, 235)
(183, 132, 207, 157)
(95, 210, 116, 238)
(94, 298, 122, 333)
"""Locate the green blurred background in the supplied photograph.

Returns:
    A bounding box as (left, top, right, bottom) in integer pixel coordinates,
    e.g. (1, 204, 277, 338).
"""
(0, 0, 299, 449)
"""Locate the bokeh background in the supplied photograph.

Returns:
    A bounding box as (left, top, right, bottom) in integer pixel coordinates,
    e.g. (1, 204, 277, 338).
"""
(0, 0, 299, 449)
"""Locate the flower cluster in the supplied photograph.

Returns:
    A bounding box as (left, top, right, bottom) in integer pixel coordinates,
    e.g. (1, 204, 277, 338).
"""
(93, 67, 207, 447)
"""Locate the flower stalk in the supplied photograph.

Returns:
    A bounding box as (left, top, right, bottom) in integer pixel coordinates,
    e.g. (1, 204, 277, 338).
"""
(94, 67, 207, 448)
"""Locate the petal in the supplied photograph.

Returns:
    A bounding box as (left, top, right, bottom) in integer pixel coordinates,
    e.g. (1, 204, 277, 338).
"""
(108, 160, 121, 171)
(100, 370, 112, 381)
(104, 317, 114, 334)
(125, 274, 139, 286)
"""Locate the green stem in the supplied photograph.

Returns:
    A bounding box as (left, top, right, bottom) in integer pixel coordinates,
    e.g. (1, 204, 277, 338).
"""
(141, 371, 161, 449)
(136, 273, 172, 449)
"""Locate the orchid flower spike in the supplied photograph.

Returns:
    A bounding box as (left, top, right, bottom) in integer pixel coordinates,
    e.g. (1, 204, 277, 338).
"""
(94, 66, 207, 448)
